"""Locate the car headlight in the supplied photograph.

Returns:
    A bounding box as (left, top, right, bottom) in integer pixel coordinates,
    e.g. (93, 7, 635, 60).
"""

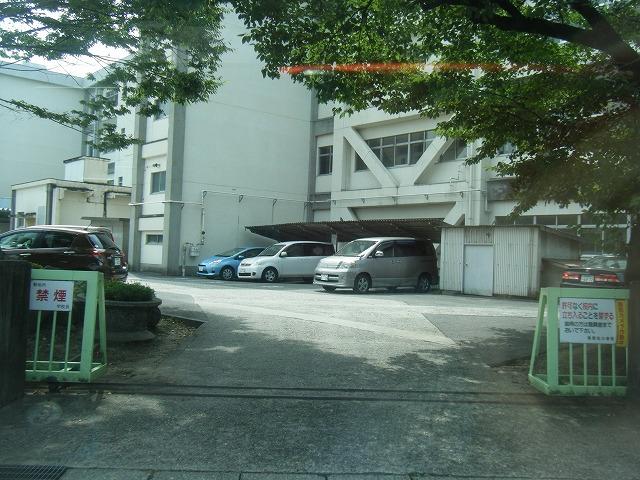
(211, 259, 222, 264)
(337, 260, 357, 269)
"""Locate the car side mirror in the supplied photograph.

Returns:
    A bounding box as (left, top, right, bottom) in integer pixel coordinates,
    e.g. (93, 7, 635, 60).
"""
(280, 251, 288, 258)
(236, 255, 245, 260)
(374, 251, 384, 258)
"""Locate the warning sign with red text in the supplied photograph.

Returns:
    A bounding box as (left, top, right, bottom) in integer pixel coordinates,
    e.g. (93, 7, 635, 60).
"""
(29, 280, 74, 312)
(558, 298, 617, 344)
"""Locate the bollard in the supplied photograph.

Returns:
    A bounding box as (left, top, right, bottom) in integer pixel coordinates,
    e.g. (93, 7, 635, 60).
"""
(0, 261, 31, 408)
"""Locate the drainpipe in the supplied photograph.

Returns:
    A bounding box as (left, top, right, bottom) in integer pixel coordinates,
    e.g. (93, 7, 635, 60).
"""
(46, 183, 56, 224)
(102, 190, 122, 218)
(200, 191, 207, 245)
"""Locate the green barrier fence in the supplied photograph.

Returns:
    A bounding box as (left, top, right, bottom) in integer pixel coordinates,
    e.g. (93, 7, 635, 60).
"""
(529, 287, 629, 396)
(26, 269, 107, 383)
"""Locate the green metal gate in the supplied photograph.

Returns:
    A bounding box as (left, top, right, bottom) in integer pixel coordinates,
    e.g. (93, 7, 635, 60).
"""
(26, 270, 107, 383)
(529, 287, 629, 396)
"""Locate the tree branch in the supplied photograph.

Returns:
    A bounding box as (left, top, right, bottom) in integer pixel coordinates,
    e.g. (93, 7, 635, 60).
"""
(416, 0, 640, 82)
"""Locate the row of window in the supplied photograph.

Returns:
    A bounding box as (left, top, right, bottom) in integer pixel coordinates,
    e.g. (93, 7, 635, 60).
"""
(494, 213, 628, 227)
(318, 132, 477, 175)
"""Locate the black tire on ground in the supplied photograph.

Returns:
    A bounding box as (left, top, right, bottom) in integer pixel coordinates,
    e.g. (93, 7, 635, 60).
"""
(262, 267, 279, 283)
(353, 273, 371, 294)
(416, 274, 432, 293)
(322, 285, 336, 292)
(148, 306, 162, 328)
(220, 266, 235, 281)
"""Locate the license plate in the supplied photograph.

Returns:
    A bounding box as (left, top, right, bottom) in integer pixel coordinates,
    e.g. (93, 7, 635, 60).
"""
(581, 275, 594, 283)
(320, 274, 328, 281)
(114, 257, 121, 266)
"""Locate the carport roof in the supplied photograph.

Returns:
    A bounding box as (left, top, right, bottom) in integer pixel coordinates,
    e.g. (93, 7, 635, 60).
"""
(246, 218, 445, 243)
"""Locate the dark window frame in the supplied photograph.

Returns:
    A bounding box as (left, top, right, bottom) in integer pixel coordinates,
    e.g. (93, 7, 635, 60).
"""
(318, 145, 333, 175)
(150, 171, 166, 194)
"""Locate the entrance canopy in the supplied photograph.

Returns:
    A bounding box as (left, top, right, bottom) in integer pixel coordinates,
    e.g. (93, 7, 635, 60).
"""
(246, 218, 445, 243)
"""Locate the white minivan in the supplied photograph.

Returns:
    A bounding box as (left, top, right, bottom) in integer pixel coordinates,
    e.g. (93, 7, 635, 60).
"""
(237, 241, 335, 283)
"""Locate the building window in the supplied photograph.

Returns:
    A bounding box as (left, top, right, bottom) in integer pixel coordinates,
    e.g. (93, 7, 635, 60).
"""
(146, 234, 163, 245)
(354, 154, 368, 171)
(107, 180, 114, 186)
(318, 146, 333, 175)
(408, 130, 436, 164)
(440, 139, 469, 162)
(150, 171, 166, 194)
(360, 130, 436, 169)
(107, 162, 115, 175)
(118, 176, 123, 186)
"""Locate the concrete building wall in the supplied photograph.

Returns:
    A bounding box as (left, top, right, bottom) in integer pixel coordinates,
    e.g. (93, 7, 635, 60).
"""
(0, 66, 85, 208)
(13, 179, 131, 249)
(130, 14, 314, 274)
(13, 185, 48, 225)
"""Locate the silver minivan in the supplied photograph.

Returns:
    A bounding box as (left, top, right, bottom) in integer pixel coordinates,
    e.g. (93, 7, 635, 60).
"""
(313, 237, 438, 293)
(238, 241, 335, 283)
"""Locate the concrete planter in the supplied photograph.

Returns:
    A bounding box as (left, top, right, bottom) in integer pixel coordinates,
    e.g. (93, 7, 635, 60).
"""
(73, 297, 162, 343)
(104, 298, 162, 342)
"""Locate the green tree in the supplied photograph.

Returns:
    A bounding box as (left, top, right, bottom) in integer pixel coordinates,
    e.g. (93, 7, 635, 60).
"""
(233, 0, 640, 386)
(1, 0, 228, 151)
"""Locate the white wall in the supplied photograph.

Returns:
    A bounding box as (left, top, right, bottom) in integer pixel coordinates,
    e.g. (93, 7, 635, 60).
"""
(0, 68, 85, 205)
(13, 184, 48, 222)
(317, 102, 336, 119)
(179, 14, 313, 267)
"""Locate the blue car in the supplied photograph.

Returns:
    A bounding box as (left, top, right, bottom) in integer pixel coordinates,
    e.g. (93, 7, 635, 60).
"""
(197, 247, 265, 280)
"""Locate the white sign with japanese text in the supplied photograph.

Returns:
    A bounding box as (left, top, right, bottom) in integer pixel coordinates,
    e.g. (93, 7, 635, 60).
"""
(558, 297, 616, 344)
(29, 280, 74, 311)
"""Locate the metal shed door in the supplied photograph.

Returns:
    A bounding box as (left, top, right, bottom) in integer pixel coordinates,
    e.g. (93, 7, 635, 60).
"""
(463, 245, 494, 296)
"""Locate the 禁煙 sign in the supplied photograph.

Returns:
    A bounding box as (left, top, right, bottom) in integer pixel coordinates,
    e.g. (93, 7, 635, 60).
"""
(29, 280, 74, 311)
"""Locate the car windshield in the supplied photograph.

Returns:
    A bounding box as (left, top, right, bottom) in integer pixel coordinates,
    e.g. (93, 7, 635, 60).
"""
(258, 243, 284, 256)
(335, 240, 377, 257)
(583, 256, 627, 270)
(214, 248, 245, 257)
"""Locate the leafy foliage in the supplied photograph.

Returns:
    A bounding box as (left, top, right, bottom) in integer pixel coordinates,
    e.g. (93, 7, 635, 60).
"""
(1, 0, 229, 151)
(104, 280, 155, 302)
(234, 0, 640, 223)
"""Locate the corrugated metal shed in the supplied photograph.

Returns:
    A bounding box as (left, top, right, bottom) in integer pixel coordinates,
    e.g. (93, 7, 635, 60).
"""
(441, 225, 580, 298)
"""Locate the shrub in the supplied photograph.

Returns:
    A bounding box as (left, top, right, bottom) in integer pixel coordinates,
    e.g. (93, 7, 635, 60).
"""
(104, 280, 155, 302)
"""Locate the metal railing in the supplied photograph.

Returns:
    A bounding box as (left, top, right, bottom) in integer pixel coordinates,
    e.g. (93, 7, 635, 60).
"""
(529, 287, 629, 396)
(26, 270, 107, 383)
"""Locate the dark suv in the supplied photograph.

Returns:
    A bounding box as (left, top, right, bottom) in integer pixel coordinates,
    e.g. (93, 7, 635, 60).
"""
(0, 225, 128, 281)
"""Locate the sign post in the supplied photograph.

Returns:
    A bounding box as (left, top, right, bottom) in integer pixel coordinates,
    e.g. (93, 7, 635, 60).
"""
(529, 287, 630, 396)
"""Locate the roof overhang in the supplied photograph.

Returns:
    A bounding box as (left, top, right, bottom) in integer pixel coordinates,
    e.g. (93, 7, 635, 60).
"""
(246, 218, 445, 243)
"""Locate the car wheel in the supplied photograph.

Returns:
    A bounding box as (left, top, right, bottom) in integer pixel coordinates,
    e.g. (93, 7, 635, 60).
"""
(322, 285, 336, 292)
(416, 274, 432, 293)
(220, 266, 235, 281)
(353, 274, 371, 294)
(262, 267, 279, 283)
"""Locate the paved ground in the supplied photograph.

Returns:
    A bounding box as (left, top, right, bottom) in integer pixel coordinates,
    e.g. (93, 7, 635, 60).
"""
(1, 275, 639, 479)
